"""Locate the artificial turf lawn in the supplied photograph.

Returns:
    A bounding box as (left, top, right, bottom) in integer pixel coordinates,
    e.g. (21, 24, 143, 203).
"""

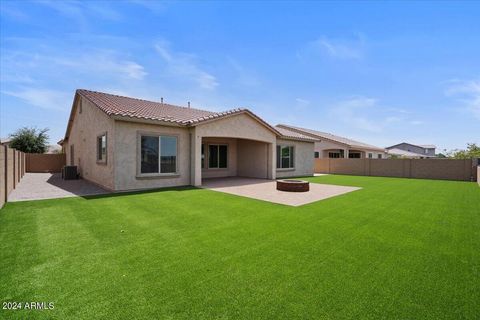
(0, 175, 479, 319)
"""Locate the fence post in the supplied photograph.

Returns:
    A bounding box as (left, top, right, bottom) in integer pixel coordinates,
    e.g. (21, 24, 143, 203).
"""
(17, 151, 20, 183)
(12, 149, 16, 189)
(4, 145, 8, 203)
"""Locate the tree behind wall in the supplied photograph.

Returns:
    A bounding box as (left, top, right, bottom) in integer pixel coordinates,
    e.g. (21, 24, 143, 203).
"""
(448, 143, 480, 159)
(9, 127, 49, 153)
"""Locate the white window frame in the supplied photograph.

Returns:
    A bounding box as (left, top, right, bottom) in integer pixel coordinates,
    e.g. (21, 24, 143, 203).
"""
(208, 144, 228, 169)
(96, 132, 107, 164)
(136, 131, 179, 178)
(277, 145, 295, 170)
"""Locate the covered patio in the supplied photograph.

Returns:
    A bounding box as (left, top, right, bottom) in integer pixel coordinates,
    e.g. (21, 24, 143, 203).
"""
(190, 111, 278, 186)
(200, 137, 274, 180)
(202, 177, 360, 206)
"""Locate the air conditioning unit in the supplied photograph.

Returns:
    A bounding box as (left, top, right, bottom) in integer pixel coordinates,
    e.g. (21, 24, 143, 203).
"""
(62, 166, 78, 180)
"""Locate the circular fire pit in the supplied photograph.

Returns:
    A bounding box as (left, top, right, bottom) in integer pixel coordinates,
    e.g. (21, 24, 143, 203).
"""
(277, 179, 310, 192)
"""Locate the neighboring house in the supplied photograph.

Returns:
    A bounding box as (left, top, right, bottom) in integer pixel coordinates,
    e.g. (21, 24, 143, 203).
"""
(275, 124, 386, 159)
(46, 144, 62, 154)
(0, 138, 11, 146)
(62, 89, 315, 191)
(386, 143, 436, 159)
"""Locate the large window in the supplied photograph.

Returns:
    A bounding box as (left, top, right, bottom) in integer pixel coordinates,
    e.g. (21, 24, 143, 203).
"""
(314, 151, 320, 158)
(208, 144, 228, 168)
(140, 135, 177, 174)
(97, 133, 107, 163)
(329, 152, 341, 158)
(276, 145, 294, 169)
(348, 152, 361, 159)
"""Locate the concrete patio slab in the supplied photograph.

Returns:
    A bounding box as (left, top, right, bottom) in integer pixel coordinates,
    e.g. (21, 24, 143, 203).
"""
(201, 177, 360, 206)
(9, 173, 108, 202)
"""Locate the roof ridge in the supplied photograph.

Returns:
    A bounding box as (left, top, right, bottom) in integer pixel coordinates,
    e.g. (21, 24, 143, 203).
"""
(76, 89, 216, 114)
(278, 124, 353, 141)
(184, 107, 246, 124)
(278, 124, 384, 150)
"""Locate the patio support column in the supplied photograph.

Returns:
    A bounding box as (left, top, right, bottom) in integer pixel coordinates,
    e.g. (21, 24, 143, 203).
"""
(268, 143, 276, 180)
(344, 149, 349, 159)
(190, 128, 202, 186)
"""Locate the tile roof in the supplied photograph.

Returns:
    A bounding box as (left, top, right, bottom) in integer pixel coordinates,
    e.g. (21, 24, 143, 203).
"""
(77, 89, 244, 125)
(274, 126, 317, 142)
(64, 89, 284, 140)
(276, 124, 385, 151)
(386, 142, 437, 150)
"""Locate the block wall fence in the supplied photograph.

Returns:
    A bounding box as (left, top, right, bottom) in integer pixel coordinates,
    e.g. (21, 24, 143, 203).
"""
(315, 158, 479, 182)
(0, 146, 26, 209)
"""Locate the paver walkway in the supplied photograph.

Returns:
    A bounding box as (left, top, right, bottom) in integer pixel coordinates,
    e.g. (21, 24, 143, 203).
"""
(9, 173, 108, 202)
(202, 177, 360, 206)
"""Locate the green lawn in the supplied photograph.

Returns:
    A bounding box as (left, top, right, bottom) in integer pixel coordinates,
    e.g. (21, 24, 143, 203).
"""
(1, 175, 479, 319)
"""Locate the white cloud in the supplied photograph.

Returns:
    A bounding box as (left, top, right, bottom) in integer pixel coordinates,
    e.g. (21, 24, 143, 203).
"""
(154, 41, 218, 90)
(304, 34, 366, 60)
(1, 49, 147, 81)
(330, 96, 381, 132)
(55, 52, 147, 80)
(329, 96, 424, 132)
(36, 0, 122, 24)
(409, 120, 424, 125)
(295, 98, 310, 105)
(3, 88, 71, 111)
(445, 79, 480, 120)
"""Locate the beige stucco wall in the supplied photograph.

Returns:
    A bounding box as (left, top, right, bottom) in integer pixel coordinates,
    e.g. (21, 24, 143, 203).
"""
(237, 139, 269, 179)
(64, 97, 115, 190)
(276, 138, 314, 178)
(114, 120, 191, 191)
(195, 113, 277, 143)
(202, 137, 238, 178)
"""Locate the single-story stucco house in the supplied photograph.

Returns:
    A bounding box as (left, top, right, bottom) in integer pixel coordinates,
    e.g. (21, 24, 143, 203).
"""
(61, 89, 315, 191)
(275, 124, 387, 159)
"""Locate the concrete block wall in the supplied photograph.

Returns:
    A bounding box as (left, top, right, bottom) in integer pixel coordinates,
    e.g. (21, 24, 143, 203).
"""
(315, 158, 477, 182)
(0, 147, 27, 209)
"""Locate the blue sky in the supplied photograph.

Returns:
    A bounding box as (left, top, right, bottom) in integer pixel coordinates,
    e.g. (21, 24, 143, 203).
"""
(1, 0, 479, 151)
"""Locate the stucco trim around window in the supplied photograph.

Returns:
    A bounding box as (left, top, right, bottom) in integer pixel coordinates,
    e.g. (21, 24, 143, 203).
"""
(136, 131, 180, 179)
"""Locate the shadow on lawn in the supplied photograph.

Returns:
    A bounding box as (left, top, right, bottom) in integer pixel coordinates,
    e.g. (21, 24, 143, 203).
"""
(80, 186, 199, 200)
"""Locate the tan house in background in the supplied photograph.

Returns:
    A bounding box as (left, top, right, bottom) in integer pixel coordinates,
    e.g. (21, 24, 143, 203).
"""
(275, 124, 386, 159)
(386, 143, 436, 159)
(61, 90, 315, 191)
